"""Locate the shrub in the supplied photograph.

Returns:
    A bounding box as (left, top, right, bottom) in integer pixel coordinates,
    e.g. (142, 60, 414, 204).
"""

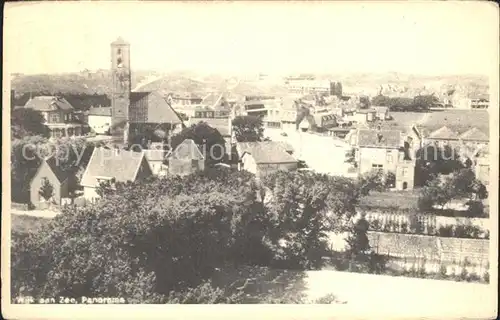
(400, 222, 409, 233)
(466, 272, 481, 283)
(166, 281, 244, 304)
(439, 264, 448, 277)
(483, 271, 490, 283)
(369, 219, 381, 231)
(438, 225, 454, 237)
(314, 293, 339, 304)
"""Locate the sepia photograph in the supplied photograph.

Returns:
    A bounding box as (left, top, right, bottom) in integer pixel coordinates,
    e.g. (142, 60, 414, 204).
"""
(2, 1, 499, 319)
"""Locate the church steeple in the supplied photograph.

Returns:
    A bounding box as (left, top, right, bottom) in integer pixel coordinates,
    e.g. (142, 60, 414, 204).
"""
(110, 37, 131, 143)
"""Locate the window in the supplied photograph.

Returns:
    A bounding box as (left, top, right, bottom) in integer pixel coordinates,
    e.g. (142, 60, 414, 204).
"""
(372, 164, 383, 169)
(402, 167, 408, 177)
(386, 151, 393, 163)
(50, 113, 60, 123)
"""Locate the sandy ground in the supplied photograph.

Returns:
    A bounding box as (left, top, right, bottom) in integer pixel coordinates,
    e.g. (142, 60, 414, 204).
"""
(302, 270, 496, 318)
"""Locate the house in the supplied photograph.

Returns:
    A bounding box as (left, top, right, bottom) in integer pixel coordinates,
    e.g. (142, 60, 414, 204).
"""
(459, 127, 489, 146)
(168, 139, 205, 176)
(80, 147, 153, 200)
(24, 96, 89, 138)
(425, 126, 461, 148)
(236, 141, 298, 178)
(144, 148, 168, 176)
(188, 105, 235, 154)
(29, 157, 74, 208)
(88, 106, 112, 134)
(371, 106, 390, 120)
(355, 129, 415, 190)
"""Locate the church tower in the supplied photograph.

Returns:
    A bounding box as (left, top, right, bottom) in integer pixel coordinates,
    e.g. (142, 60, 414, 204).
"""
(110, 37, 131, 141)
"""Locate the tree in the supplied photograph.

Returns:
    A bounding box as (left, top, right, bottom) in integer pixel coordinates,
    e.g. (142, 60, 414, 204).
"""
(418, 168, 488, 212)
(385, 171, 396, 188)
(11, 108, 49, 139)
(413, 94, 439, 111)
(232, 115, 264, 142)
(371, 95, 392, 107)
(414, 144, 463, 186)
(345, 216, 370, 255)
(170, 122, 227, 165)
(261, 171, 362, 269)
(39, 178, 54, 202)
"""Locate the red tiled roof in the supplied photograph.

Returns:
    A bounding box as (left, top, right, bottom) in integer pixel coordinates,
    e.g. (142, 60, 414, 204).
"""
(80, 147, 147, 188)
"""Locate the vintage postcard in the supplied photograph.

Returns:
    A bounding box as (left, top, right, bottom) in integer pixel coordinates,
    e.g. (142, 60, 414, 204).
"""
(2, 1, 499, 319)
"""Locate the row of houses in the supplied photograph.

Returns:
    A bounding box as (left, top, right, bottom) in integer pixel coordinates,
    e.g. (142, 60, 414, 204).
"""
(28, 138, 300, 207)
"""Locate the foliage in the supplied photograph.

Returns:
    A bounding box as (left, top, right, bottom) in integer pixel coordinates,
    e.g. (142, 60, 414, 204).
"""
(418, 168, 488, 212)
(165, 281, 244, 304)
(385, 171, 396, 188)
(39, 179, 54, 201)
(356, 170, 386, 196)
(11, 136, 97, 203)
(12, 167, 386, 302)
(232, 115, 264, 143)
(170, 122, 226, 165)
(371, 95, 432, 112)
(261, 171, 363, 269)
(345, 217, 370, 255)
(11, 108, 50, 139)
(415, 144, 464, 186)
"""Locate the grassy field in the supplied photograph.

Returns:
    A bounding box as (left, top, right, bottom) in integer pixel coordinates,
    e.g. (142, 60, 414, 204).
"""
(358, 190, 420, 210)
(11, 214, 51, 235)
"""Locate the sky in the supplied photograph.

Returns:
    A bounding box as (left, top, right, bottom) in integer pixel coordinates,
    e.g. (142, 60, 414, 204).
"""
(3, 1, 499, 76)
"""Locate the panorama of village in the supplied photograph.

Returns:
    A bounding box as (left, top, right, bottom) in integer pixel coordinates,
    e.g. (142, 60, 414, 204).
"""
(9, 35, 494, 313)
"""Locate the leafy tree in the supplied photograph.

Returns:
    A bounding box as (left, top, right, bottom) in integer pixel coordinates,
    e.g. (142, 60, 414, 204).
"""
(415, 144, 463, 186)
(385, 171, 396, 188)
(232, 115, 264, 142)
(418, 168, 488, 212)
(39, 179, 54, 202)
(413, 94, 439, 111)
(345, 216, 370, 255)
(371, 95, 392, 107)
(170, 122, 226, 165)
(11, 108, 49, 139)
(261, 171, 362, 269)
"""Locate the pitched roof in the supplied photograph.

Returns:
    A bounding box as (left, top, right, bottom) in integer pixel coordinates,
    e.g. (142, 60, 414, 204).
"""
(170, 139, 205, 161)
(357, 129, 401, 148)
(417, 109, 489, 136)
(111, 37, 129, 45)
(130, 91, 184, 125)
(237, 141, 297, 164)
(80, 147, 147, 188)
(88, 106, 112, 116)
(427, 126, 459, 140)
(24, 96, 74, 112)
(39, 157, 70, 183)
(459, 127, 489, 142)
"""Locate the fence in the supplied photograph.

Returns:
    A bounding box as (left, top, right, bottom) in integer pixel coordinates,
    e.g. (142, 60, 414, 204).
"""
(363, 211, 490, 239)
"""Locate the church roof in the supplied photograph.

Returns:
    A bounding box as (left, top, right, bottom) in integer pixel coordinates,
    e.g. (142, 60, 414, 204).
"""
(129, 91, 184, 125)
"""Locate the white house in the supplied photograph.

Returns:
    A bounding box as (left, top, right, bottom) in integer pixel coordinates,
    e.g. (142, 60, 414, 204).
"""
(80, 147, 153, 200)
(87, 106, 112, 135)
